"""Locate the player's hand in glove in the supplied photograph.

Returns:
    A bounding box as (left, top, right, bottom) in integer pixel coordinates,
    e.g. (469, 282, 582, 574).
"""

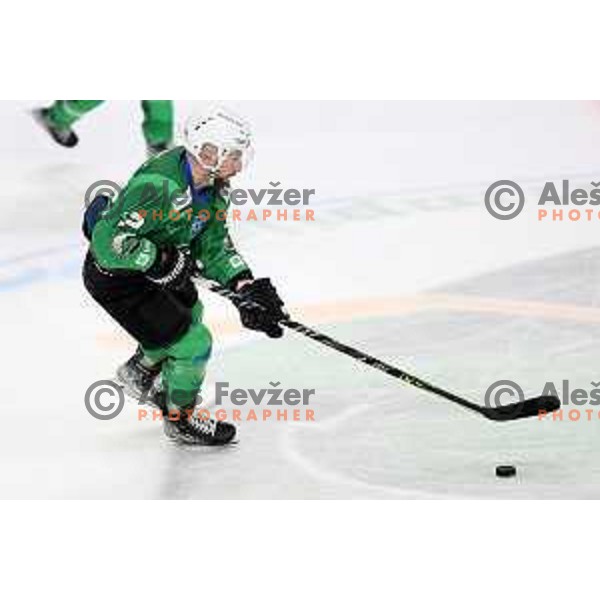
(146, 246, 194, 291)
(232, 278, 287, 338)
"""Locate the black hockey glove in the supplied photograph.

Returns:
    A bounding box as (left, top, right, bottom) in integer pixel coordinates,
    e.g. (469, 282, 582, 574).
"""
(146, 246, 194, 291)
(232, 278, 287, 338)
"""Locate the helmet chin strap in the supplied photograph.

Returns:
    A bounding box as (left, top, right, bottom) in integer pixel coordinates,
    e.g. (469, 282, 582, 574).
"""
(188, 153, 238, 192)
(193, 146, 235, 186)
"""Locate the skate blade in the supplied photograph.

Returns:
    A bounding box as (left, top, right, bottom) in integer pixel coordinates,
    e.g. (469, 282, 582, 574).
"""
(164, 433, 239, 447)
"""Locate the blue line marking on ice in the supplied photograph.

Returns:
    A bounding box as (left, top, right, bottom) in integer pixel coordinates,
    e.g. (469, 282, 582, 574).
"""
(0, 269, 47, 291)
(0, 243, 79, 267)
(0, 243, 82, 293)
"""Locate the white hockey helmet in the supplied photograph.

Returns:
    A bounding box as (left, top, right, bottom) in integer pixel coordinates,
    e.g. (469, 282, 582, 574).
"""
(183, 107, 253, 174)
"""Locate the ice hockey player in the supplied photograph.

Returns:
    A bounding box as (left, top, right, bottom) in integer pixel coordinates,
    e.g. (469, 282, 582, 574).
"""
(82, 107, 287, 445)
(33, 100, 174, 156)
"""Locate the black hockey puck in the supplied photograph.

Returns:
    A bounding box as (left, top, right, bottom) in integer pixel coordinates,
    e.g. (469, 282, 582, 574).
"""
(496, 465, 517, 478)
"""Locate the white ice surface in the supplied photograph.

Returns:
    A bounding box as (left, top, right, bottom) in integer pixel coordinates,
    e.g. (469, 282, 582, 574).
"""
(1, 100, 600, 498)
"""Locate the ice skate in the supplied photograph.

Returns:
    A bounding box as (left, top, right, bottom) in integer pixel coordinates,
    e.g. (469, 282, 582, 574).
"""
(115, 347, 162, 406)
(146, 142, 171, 158)
(32, 107, 79, 148)
(153, 392, 237, 446)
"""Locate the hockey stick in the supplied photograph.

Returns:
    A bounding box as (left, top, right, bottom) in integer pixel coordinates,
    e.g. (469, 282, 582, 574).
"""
(197, 279, 560, 422)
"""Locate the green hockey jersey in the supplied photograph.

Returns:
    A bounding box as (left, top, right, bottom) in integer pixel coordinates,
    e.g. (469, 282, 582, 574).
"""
(89, 147, 251, 287)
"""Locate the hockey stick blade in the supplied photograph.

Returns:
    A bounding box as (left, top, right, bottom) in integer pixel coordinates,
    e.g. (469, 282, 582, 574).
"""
(480, 395, 561, 422)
